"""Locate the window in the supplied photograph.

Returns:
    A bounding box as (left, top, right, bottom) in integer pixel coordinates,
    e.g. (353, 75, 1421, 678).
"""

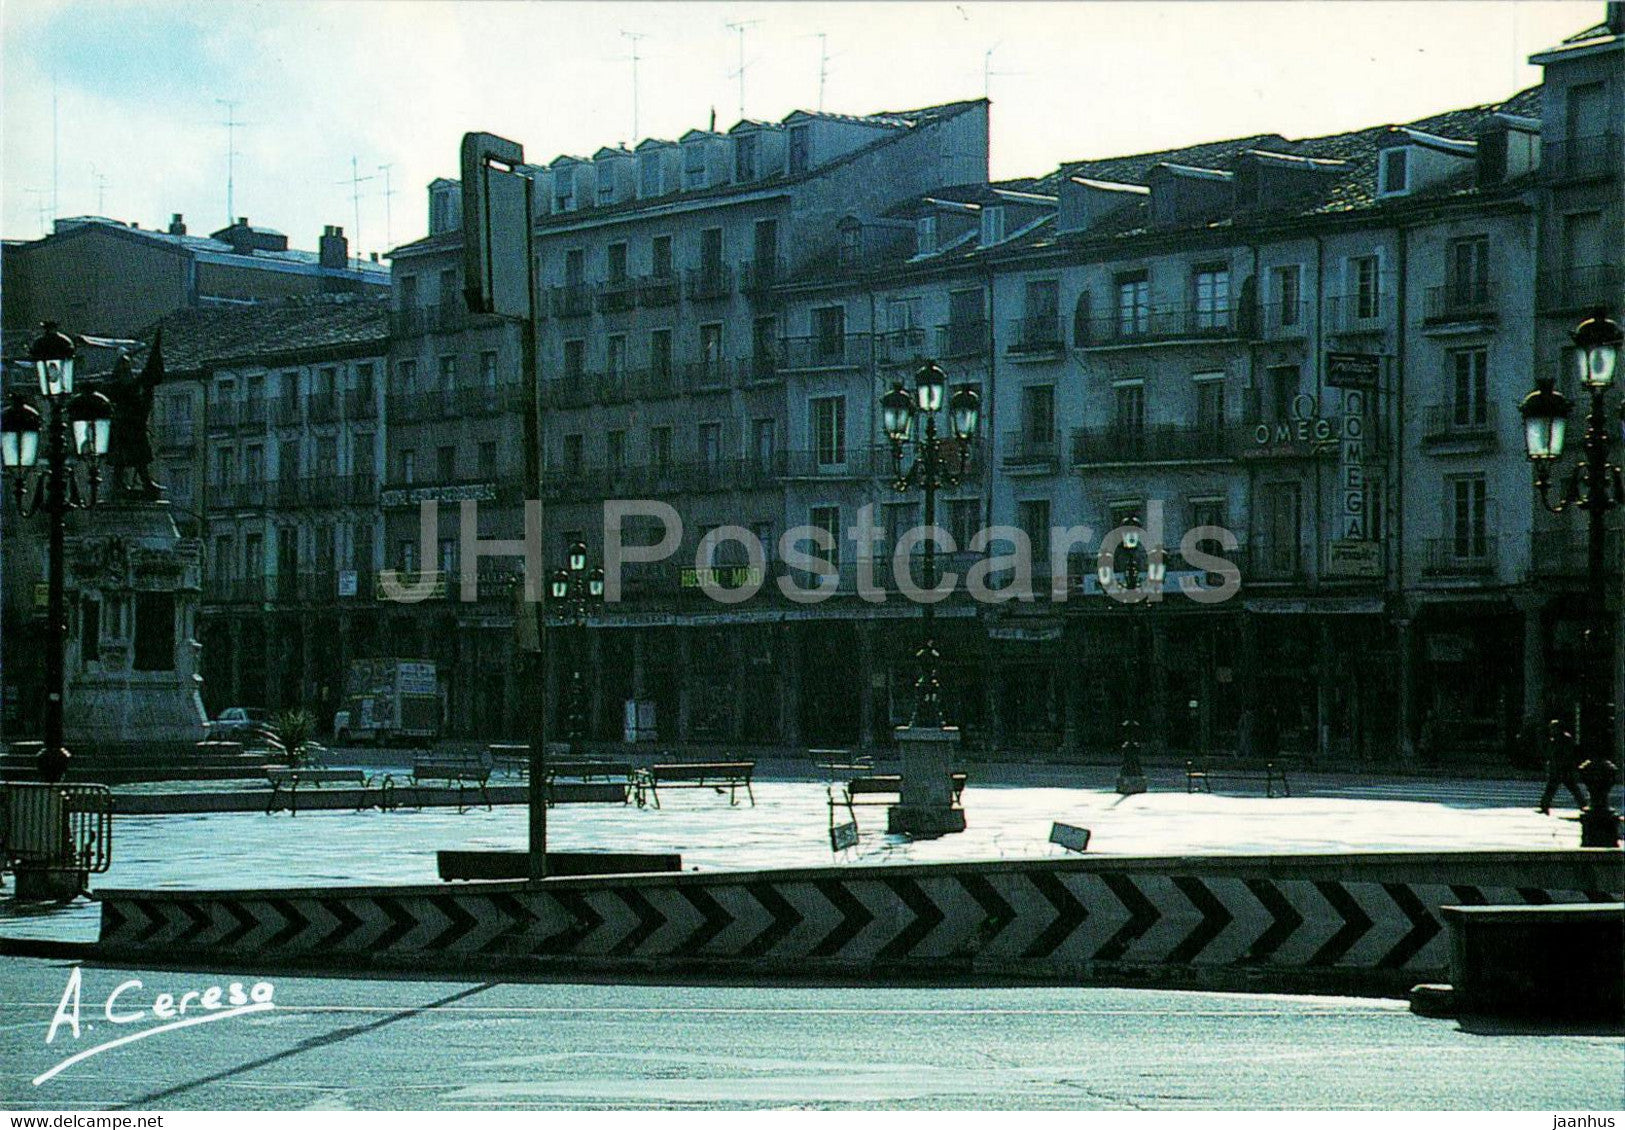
(214, 536, 235, 583)
(1018, 499, 1051, 560)
(915, 214, 937, 256)
(1379, 148, 1409, 195)
(607, 430, 626, 474)
(479, 351, 497, 389)
(640, 152, 664, 197)
(478, 441, 497, 478)
(1261, 482, 1302, 574)
(753, 520, 775, 563)
(700, 323, 724, 380)
(1448, 236, 1489, 304)
(1352, 255, 1381, 319)
(884, 502, 919, 553)
(752, 316, 777, 375)
(315, 436, 338, 476)
(607, 334, 627, 378)
(563, 434, 583, 478)
(396, 359, 417, 393)
(812, 306, 845, 363)
(1023, 279, 1059, 343)
(564, 248, 585, 287)
(1116, 272, 1150, 336)
(1451, 475, 1488, 558)
(280, 371, 300, 403)
(215, 447, 234, 487)
(650, 329, 673, 379)
(554, 168, 575, 212)
(607, 242, 628, 283)
(753, 220, 778, 273)
(839, 224, 861, 266)
(1195, 377, 1226, 436)
(699, 422, 722, 469)
(355, 363, 376, 398)
(315, 525, 336, 574)
(735, 133, 758, 181)
(981, 206, 1006, 246)
(788, 125, 810, 174)
(439, 538, 458, 577)
(651, 426, 673, 469)
(353, 522, 374, 571)
(438, 268, 457, 306)
(754, 418, 776, 470)
(810, 506, 840, 565)
(169, 393, 193, 432)
(699, 227, 723, 274)
(651, 235, 673, 278)
(399, 275, 419, 308)
(353, 435, 376, 481)
(438, 355, 457, 390)
(1451, 348, 1489, 427)
(247, 444, 266, 483)
(598, 166, 617, 206)
(1268, 364, 1300, 422)
(245, 532, 264, 579)
(1274, 264, 1302, 326)
(948, 289, 983, 354)
(812, 396, 846, 467)
(398, 538, 419, 573)
(398, 448, 416, 484)
(563, 339, 585, 379)
(948, 499, 980, 550)
(684, 143, 708, 189)
(1190, 498, 1226, 533)
(437, 445, 456, 480)
(1114, 383, 1145, 438)
(1022, 385, 1055, 446)
(1193, 264, 1230, 330)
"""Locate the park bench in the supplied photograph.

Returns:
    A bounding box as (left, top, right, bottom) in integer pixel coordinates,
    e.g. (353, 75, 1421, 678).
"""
(486, 744, 532, 778)
(264, 766, 381, 815)
(410, 752, 493, 812)
(545, 760, 634, 806)
(833, 772, 968, 826)
(1184, 758, 1290, 798)
(636, 761, 755, 808)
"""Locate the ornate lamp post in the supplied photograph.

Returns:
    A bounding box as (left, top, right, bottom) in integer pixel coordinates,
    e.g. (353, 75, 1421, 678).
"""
(1518, 308, 1623, 848)
(881, 362, 981, 728)
(549, 541, 604, 743)
(1097, 515, 1166, 795)
(2, 324, 113, 783)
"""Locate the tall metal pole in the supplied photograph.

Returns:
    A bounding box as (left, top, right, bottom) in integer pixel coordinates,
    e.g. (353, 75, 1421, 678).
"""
(517, 170, 549, 881)
(915, 415, 942, 729)
(42, 401, 68, 773)
(1579, 385, 1617, 848)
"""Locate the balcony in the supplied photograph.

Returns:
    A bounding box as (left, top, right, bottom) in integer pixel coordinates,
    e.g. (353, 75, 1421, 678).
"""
(392, 303, 473, 337)
(1324, 293, 1396, 336)
(1421, 402, 1499, 450)
(454, 385, 523, 416)
(628, 366, 680, 400)
(1071, 423, 1235, 466)
(1539, 265, 1625, 315)
(208, 479, 267, 511)
(596, 369, 632, 404)
(307, 392, 341, 424)
(1258, 301, 1310, 339)
(938, 320, 989, 359)
(1528, 529, 1624, 579)
(1005, 316, 1066, 357)
(876, 328, 929, 368)
(683, 359, 734, 393)
(778, 332, 869, 371)
(781, 446, 889, 480)
(739, 256, 787, 296)
(549, 283, 593, 319)
(596, 277, 638, 314)
(207, 576, 268, 605)
(739, 352, 780, 386)
(543, 374, 595, 409)
(1424, 536, 1498, 579)
(1238, 540, 1309, 583)
(637, 272, 679, 307)
(1077, 304, 1242, 348)
(1543, 133, 1620, 185)
(685, 263, 734, 302)
(1424, 282, 1498, 327)
(378, 476, 524, 509)
(238, 397, 268, 431)
(1002, 431, 1061, 471)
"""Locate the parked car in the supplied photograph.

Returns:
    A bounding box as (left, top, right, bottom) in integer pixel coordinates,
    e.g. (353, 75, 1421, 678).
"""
(206, 707, 276, 745)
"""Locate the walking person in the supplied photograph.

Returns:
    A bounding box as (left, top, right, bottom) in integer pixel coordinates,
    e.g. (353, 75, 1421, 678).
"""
(1538, 719, 1587, 814)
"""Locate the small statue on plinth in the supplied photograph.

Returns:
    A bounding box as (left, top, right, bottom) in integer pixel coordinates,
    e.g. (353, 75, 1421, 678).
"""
(97, 330, 166, 499)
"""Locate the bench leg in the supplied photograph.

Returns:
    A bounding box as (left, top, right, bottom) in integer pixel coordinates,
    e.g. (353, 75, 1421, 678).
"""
(745, 779, 755, 807)
(480, 781, 492, 812)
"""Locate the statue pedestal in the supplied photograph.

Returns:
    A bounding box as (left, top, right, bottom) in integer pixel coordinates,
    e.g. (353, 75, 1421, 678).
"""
(62, 500, 206, 747)
(887, 725, 967, 836)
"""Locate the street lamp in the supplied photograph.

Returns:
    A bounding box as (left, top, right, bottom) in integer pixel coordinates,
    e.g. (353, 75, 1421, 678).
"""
(1097, 515, 1166, 795)
(550, 542, 604, 743)
(882, 362, 980, 728)
(1518, 308, 1623, 848)
(3, 323, 113, 784)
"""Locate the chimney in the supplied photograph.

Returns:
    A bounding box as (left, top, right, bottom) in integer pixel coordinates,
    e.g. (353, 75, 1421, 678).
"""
(319, 224, 349, 270)
(1609, 2, 1623, 35)
(169, 213, 187, 236)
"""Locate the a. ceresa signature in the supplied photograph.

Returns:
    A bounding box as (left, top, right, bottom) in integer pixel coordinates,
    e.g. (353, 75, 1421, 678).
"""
(35, 965, 276, 1086)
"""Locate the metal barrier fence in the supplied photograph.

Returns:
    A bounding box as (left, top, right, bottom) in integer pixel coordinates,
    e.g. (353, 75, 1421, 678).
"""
(1, 783, 113, 874)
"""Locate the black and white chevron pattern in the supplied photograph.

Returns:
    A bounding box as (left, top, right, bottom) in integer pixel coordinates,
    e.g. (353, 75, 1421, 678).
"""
(97, 859, 1622, 978)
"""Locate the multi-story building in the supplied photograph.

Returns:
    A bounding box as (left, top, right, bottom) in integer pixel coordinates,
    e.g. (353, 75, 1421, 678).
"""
(3, 215, 389, 340)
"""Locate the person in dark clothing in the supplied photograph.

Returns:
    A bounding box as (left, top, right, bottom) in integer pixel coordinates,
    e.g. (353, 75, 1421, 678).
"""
(1538, 719, 1587, 814)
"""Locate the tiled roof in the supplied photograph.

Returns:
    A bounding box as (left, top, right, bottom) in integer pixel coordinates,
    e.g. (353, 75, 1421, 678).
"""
(147, 297, 391, 375)
(22, 216, 390, 280)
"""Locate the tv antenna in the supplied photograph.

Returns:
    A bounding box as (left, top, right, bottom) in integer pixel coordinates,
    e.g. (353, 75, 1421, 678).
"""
(90, 164, 109, 214)
(814, 32, 829, 111)
(215, 99, 248, 224)
(377, 162, 397, 249)
(25, 188, 51, 236)
(983, 43, 1024, 99)
(725, 19, 762, 121)
(338, 156, 376, 259)
(621, 30, 647, 141)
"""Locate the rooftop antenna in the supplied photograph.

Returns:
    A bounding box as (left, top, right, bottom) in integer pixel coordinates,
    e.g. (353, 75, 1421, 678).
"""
(215, 99, 248, 225)
(982, 42, 1024, 100)
(90, 164, 109, 214)
(52, 73, 59, 222)
(816, 32, 829, 112)
(621, 30, 647, 141)
(725, 19, 761, 121)
(377, 162, 397, 249)
(338, 156, 377, 260)
(25, 188, 51, 236)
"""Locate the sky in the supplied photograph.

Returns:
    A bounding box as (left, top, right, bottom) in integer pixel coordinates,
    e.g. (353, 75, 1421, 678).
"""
(0, 1, 1600, 262)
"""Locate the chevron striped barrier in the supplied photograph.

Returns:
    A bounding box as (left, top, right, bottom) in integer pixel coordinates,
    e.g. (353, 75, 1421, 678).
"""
(93, 850, 1623, 994)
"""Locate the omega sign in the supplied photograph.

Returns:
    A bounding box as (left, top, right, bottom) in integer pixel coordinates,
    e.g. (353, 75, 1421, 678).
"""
(1251, 394, 1342, 450)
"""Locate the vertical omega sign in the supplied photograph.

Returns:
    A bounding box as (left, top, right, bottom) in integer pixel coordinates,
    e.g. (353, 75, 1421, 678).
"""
(1339, 390, 1366, 539)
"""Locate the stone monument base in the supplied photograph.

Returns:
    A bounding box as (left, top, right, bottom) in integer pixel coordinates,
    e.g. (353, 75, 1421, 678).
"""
(887, 725, 967, 837)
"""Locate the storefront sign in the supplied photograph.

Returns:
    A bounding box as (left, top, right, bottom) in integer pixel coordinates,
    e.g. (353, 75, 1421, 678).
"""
(988, 623, 1063, 642)
(379, 482, 498, 509)
(1326, 351, 1381, 390)
(338, 570, 358, 598)
(1326, 539, 1383, 578)
(679, 565, 763, 590)
(1339, 390, 1369, 540)
(374, 571, 449, 600)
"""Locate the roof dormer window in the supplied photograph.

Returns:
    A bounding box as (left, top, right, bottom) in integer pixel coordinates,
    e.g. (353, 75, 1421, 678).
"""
(1378, 148, 1410, 196)
(980, 206, 1005, 247)
(735, 133, 758, 182)
(915, 214, 937, 256)
(684, 145, 707, 190)
(554, 172, 575, 213)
